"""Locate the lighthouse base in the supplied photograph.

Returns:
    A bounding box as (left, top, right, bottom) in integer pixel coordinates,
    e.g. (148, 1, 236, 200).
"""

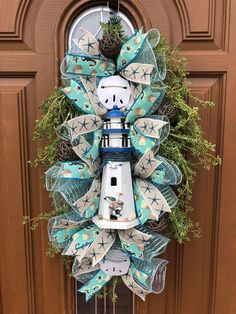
(92, 216, 140, 230)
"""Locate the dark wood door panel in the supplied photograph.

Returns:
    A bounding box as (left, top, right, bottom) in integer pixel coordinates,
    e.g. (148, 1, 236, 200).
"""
(136, 75, 225, 314)
(0, 1, 235, 314)
(0, 77, 36, 314)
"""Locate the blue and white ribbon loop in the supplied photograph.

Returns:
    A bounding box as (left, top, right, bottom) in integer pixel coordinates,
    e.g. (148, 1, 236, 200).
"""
(46, 173, 101, 220)
(57, 115, 103, 170)
(134, 150, 182, 185)
(125, 82, 167, 124)
(48, 215, 86, 248)
(133, 178, 171, 224)
(65, 53, 116, 78)
(62, 28, 163, 86)
(72, 28, 101, 56)
(61, 79, 97, 115)
(45, 161, 96, 191)
(129, 115, 170, 155)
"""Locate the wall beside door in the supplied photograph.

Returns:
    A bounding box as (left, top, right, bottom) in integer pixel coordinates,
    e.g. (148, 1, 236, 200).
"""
(0, 1, 235, 314)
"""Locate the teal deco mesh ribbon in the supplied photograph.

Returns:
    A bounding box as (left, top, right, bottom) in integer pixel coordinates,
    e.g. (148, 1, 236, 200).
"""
(45, 27, 182, 300)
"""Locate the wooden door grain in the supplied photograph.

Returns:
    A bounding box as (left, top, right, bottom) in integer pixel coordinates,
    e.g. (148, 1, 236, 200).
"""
(0, 1, 235, 314)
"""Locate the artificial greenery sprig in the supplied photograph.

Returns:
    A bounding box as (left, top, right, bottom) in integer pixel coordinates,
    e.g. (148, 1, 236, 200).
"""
(27, 38, 220, 244)
(23, 34, 221, 303)
(100, 16, 127, 41)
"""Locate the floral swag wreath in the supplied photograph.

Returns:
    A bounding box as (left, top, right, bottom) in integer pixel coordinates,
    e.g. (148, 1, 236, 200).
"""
(43, 24, 185, 301)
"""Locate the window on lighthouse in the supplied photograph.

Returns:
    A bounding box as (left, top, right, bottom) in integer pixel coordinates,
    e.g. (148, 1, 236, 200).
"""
(111, 177, 117, 186)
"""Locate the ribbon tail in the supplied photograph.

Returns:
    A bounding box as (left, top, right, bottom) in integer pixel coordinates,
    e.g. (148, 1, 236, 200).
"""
(78, 270, 111, 301)
(118, 228, 151, 244)
(121, 270, 149, 301)
(85, 229, 116, 266)
(48, 214, 84, 248)
(134, 149, 162, 179)
(60, 79, 96, 114)
(131, 258, 168, 294)
(133, 178, 171, 224)
(73, 28, 100, 56)
(80, 76, 107, 116)
(148, 155, 182, 185)
(72, 258, 100, 280)
(125, 84, 166, 124)
(62, 224, 100, 256)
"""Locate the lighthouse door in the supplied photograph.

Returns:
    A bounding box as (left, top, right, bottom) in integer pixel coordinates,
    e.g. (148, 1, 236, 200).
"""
(0, 1, 235, 314)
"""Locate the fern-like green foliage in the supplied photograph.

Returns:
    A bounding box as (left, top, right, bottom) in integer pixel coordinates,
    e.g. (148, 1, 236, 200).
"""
(27, 38, 220, 245)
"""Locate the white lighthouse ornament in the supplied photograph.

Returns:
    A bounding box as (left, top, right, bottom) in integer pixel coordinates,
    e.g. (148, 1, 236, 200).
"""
(92, 76, 139, 229)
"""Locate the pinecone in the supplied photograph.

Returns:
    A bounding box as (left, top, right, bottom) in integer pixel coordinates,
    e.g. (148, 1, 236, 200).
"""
(158, 102, 178, 123)
(57, 140, 78, 161)
(99, 34, 122, 60)
(145, 214, 169, 234)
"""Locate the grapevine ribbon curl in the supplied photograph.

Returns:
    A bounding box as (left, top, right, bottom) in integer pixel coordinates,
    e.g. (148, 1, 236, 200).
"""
(46, 27, 182, 300)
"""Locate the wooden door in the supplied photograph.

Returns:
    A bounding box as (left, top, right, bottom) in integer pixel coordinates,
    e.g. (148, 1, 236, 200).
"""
(0, 1, 235, 314)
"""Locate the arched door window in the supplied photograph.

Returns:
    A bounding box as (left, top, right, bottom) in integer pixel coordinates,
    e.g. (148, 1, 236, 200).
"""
(68, 6, 135, 52)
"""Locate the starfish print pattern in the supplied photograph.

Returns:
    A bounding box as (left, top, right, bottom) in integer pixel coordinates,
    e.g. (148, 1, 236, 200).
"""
(83, 196, 90, 206)
(78, 118, 89, 131)
(77, 34, 85, 44)
(149, 122, 158, 133)
(141, 184, 154, 194)
(70, 124, 78, 134)
(83, 38, 96, 52)
(105, 230, 114, 239)
(89, 248, 99, 260)
(127, 232, 136, 241)
(148, 194, 160, 206)
(85, 75, 93, 82)
(88, 87, 96, 96)
(140, 69, 151, 80)
(139, 163, 147, 172)
(130, 66, 140, 79)
(91, 117, 100, 127)
(86, 259, 93, 268)
(140, 121, 148, 132)
(145, 154, 155, 166)
(98, 237, 109, 250)
(81, 146, 89, 155)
